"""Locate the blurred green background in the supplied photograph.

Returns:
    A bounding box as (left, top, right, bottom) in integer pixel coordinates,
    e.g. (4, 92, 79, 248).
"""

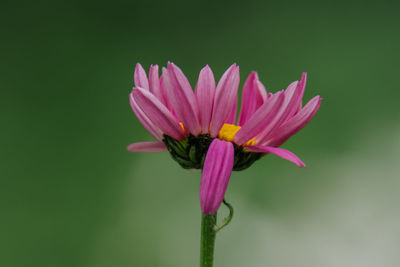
(1, 0, 400, 266)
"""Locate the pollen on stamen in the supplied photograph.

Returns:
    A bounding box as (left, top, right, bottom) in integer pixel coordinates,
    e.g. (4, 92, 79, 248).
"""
(179, 122, 187, 136)
(218, 123, 256, 146)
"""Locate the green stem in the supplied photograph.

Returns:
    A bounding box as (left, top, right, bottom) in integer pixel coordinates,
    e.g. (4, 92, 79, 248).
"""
(200, 213, 217, 267)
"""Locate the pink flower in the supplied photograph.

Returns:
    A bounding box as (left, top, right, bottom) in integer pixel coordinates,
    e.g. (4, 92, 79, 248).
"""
(128, 62, 322, 215)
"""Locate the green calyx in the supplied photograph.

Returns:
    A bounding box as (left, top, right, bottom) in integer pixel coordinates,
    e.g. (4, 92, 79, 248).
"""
(163, 134, 262, 171)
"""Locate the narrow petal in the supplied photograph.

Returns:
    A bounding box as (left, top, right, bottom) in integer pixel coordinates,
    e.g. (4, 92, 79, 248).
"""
(252, 90, 287, 144)
(130, 94, 163, 141)
(200, 139, 234, 215)
(286, 72, 307, 120)
(166, 62, 201, 135)
(131, 87, 184, 140)
(279, 81, 299, 119)
(225, 94, 237, 124)
(266, 96, 322, 146)
(127, 141, 167, 152)
(254, 81, 302, 144)
(239, 72, 258, 125)
(238, 72, 268, 126)
(195, 65, 216, 134)
(148, 64, 163, 102)
(254, 80, 268, 102)
(210, 64, 240, 137)
(245, 145, 306, 167)
(234, 91, 284, 145)
(258, 75, 305, 144)
(134, 63, 149, 90)
(160, 67, 173, 111)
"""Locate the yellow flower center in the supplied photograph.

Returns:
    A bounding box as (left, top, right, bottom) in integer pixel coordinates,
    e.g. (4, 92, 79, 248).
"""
(218, 123, 255, 146)
(178, 122, 255, 146)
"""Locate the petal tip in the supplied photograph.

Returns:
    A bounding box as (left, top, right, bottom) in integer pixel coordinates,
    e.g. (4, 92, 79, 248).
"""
(202, 64, 211, 71)
(297, 160, 306, 168)
(250, 71, 258, 78)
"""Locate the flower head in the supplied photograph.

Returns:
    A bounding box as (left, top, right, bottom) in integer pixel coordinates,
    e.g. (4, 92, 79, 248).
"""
(128, 62, 322, 215)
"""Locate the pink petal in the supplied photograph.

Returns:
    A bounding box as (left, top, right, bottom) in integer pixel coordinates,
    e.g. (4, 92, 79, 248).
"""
(254, 80, 303, 144)
(166, 62, 201, 135)
(195, 65, 216, 134)
(280, 81, 300, 119)
(129, 94, 163, 141)
(134, 63, 149, 90)
(148, 64, 163, 102)
(131, 87, 184, 140)
(286, 72, 307, 120)
(234, 91, 284, 145)
(257, 74, 306, 144)
(199, 139, 234, 215)
(238, 72, 268, 126)
(252, 90, 288, 144)
(266, 96, 322, 146)
(254, 80, 268, 102)
(160, 67, 173, 111)
(127, 141, 167, 152)
(225, 94, 237, 124)
(210, 64, 240, 137)
(245, 145, 306, 167)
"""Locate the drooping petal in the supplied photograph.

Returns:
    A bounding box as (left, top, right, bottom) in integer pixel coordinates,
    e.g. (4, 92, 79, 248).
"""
(127, 141, 167, 152)
(238, 72, 268, 126)
(129, 94, 163, 141)
(195, 65, 216, 134)
(166, 62, 201, 135)
(148, 64, 163, 102)
(200, 139, 234, 215)
(210, 64, 240, 137)
(134, 63, 149, 90)
(131, 87, 184, 140)
(234, 91, 284, 145)
(266, 95, 322, 146)
(245, 145, 306, 167)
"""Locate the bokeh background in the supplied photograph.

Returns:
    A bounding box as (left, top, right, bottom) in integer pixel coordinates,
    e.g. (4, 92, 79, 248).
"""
(2, 0, 400, 266)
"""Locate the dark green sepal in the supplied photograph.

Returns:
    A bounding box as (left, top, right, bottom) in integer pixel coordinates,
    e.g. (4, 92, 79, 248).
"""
(163, 134, 213, 169)
(163, 135, 187, 158)
(232, 144, 262, 171)
(163, 134, 262, 171)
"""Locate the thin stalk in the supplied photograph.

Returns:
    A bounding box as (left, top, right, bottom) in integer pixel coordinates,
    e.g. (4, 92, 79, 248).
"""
(200, 213, 217, 267)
